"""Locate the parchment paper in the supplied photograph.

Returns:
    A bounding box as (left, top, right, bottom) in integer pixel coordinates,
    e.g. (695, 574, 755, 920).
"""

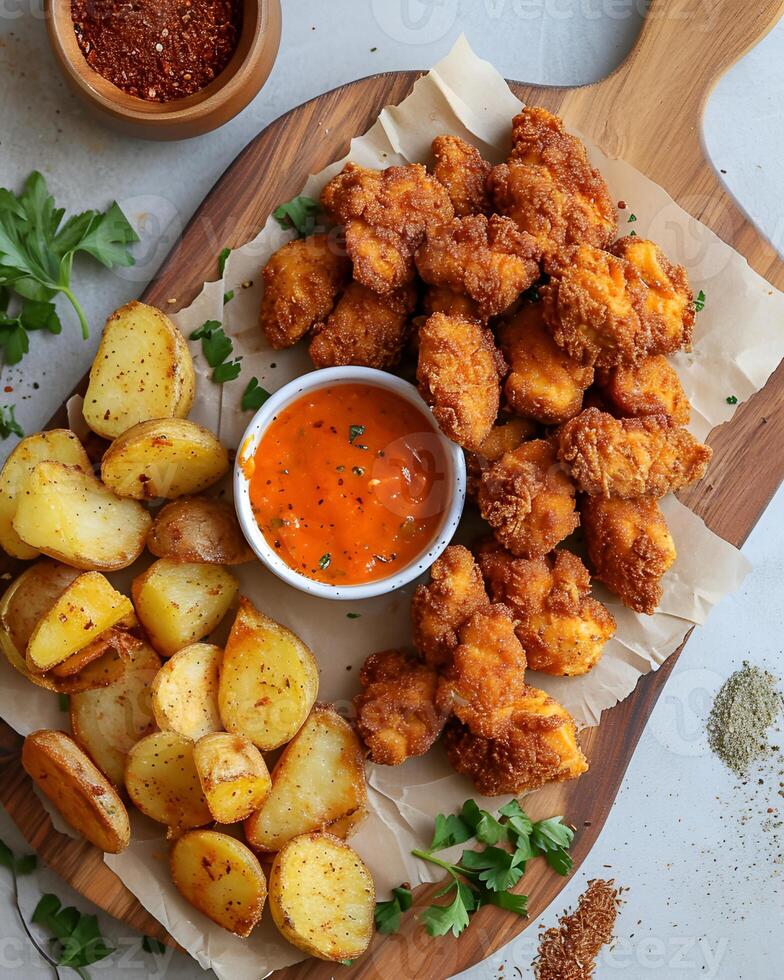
(2, 36, 782, 978)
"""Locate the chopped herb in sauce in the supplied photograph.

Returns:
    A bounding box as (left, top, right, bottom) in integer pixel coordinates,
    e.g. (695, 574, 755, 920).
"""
(349, 424, 365, 445)
(319, 553, 332, 570)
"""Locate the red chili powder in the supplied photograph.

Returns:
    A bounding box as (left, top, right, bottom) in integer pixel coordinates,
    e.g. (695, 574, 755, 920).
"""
(71, 0, 243, 103)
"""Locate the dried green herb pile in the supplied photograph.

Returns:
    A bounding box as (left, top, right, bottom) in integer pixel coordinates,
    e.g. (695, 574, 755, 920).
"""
(707, 662, 782, 776)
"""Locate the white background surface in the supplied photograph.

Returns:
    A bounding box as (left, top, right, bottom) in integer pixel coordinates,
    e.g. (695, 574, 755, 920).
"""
(0, 2, 783, 978)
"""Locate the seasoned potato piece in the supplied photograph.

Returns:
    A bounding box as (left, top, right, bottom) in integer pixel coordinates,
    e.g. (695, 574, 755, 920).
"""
(244, 704, 366, 852)
(194, 732, 271, 823)
(101, 419, 229, 500)
(171, 830, 267, 937)
(83, 301, 195, 440)
(219, 598, 319, 750)
(50, 626, 139, 678)
(150, 642, 222, 738)
(125, 731, 211, 832)
(0, 429, 91, 560)
(12, 462, 151, 571)
(132, 560, 238, 657)
(25, 572, 133, 673)
(22, 730, 130, 852)
(269, 833, 375, 962)
(147, 497, 253, 564)
(70, 642, 161, 786)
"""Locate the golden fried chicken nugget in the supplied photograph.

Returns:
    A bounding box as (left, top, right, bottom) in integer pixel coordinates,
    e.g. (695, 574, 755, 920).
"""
(423, 285, 484, 322)
(597, 355, 690, 426)
(581, 495, 676, 615)
(498, 303, 594, 424)
(477, 541, 615, 676)
(431, 135, 492, 216)
(466, 417, 536, 500)
(477, 440, 579, 558)
(489, 107, 616, 255)
(541, 241, 693, 368)
(415, 214, 540, 318)
(557, 408, 711, 498)
(411, 544, 489, 668)
(443, 684, 588, 795)
(417, 313, 506, 451)
(321, 162, 453, 294)
(436, 605, 528, 737)
(308, 281, 416, 369)
(353, 649, 448, 766)
(260, 233, 350, 349)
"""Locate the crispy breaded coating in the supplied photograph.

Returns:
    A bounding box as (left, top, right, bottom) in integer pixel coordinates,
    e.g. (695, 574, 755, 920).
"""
(431, 135, 492, 216)
(436, 605, 528, 737)
(417, 313, 506, 451)
(423, 285, 484, 322)
(466, 417, 535, 499)
(353, 649, 447, 766)
(477, 540, 615, 676)
(581, 495, 676, 614)
(477, 440, 579, 558)
(308, 280, 416, 369)
(541, 240, 693, 368)
(557, 408, 712, 498)
(411, 544, 489, 668)
(415, 214, 540, 318)
(443, 684, 588, 795)
(260, 233, 350, 349)
(498, 303, 594, 424)
(597, 354, 690, 426)
(321, 162, 453, 294)
(489, 107, 616, 255)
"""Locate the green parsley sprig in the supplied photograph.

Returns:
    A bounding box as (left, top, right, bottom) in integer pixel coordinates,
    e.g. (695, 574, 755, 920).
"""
(190, 319, 242, 383)
(241, 377, 271, 412)
(0, 404, 23, 439)
(33, 893, 114, 977)
(272, 196, 323, 237)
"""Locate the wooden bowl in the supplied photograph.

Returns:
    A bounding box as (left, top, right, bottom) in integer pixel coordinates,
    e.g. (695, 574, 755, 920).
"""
(46, 0, 282, 140)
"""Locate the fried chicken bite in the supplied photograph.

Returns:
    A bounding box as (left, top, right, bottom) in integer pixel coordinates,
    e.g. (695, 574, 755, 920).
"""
(417, 313, 506, 451)
(557, 408, 711, 498)
(477, 440, 579, 558)
(415, 214, 540, 318)
(581, 495, 676, 615)
(597, 355, 690, 426)
(260, 233, 350, 349)
(308, 280, 416, 369)
(436, 605, 528, 737)
(498, 302, 594, 424)
(443, 685, 588, 795)
(411, 544, 489, 668)
(353, 649, 448, 766)
(431, 135, 492, 216)
(321, 162, 453, 294)
(423, 285, 484, 322)
(541, 241, 693, 368)
(489, 107, 616, 256)
(466, 416, 535, 499)
(477, 540, 615, 676)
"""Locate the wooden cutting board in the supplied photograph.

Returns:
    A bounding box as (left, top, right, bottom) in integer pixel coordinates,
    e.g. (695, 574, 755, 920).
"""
(2, 1, 784, 976)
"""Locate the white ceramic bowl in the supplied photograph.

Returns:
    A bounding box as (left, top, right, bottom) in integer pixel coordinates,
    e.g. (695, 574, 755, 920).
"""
(234, 366, 466, 600)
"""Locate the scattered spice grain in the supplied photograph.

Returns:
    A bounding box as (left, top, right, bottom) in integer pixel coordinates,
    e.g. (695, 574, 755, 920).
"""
(707, 661, 782, 777)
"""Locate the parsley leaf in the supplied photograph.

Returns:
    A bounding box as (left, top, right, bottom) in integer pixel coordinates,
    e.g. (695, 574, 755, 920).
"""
(217, 247, 231, 276)
(429, 812, 475, 851)
(201, 328, 233, 368)
(499, 799, 533, 840)
(627, 212, 637, 222)
(319, 553, 331, 570)
(374, 885, 412, 934)
(190, 319, 221, 341)
(530, 816, 574, 876)
(190, 320, 242, 384)
(420, 880, 475, 938)
(460, 846, 524, 892)
(0, 839, 36, 876)
(33, 892, 114, 972)
(241, 377, 271, 412)
(212, 359, 242, 383)
(348, 424, 365, 445)
(694, 289, 706, 312)
(726, 394, 738, 405)
(223, 289, 235, 305)
(273, 196, 322, 237)
(480, 889, 528, 916)
(460, 799, 506, 845)
(346, 612, 361, 619)
(0, 405, 23, 439)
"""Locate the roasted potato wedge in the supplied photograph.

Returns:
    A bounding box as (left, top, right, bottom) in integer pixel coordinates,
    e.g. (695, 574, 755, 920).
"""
(219, 598, 319, 750)
(125, 730, 211, 832)
(171, 830, 267, 937)
(22, 730, 130, 852)
(83, 301, 195, 440)
(269, 833, 375, 962)
(133, 561, 238, 657)
(147, 496, 253, 564)
(70, 642, 161, 787)
(194, 732, 271, 823)
(0, 429, 91, 560)
(150, 641, 223, 739)
(101, 419, 229, 500)
(25, 571, 133, 673)
(245, 704, 366, 852)
(12, 461, 151, 571)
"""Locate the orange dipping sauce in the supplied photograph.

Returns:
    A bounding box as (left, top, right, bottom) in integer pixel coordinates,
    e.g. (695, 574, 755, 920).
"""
(249, 383, 450, 585)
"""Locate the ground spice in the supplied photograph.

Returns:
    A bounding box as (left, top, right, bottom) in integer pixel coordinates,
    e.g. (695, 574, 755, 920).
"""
(71, 0, 243, 102)
(533, 879, 623, 980)
(707, 661, 782, 776)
